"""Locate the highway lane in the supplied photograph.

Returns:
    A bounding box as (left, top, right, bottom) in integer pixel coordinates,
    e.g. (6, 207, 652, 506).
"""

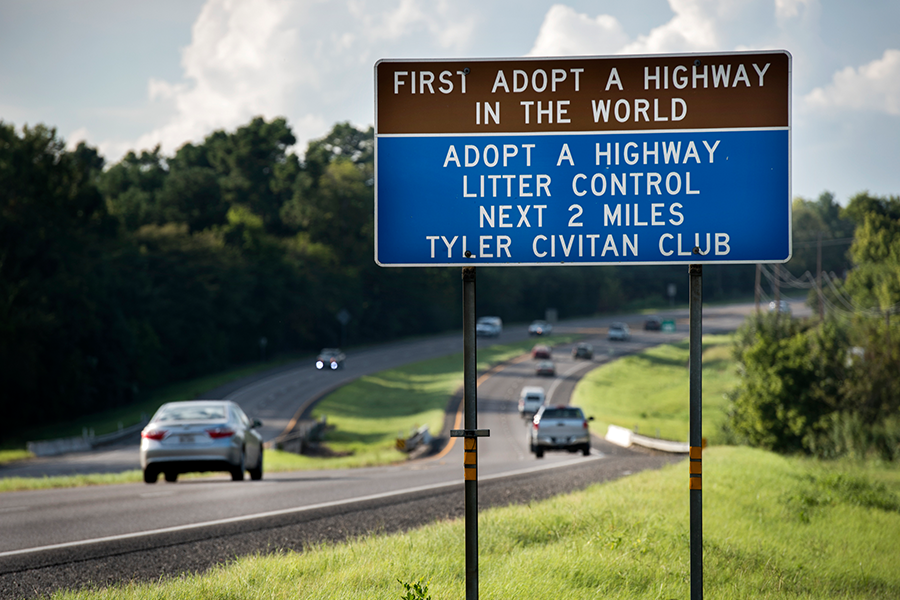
(2, 300, 767, 479)
(0, 302, 782, 553)
(0, 301, 805, 596)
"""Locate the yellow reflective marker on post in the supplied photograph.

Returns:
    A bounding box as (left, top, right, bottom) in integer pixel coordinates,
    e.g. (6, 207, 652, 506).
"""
(464, 437, 477, 480)
(689, 445, 702, 489)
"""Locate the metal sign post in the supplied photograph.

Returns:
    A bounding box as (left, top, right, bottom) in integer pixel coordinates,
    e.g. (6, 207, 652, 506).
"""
(450, 266, 490, 600)
(689, 263, 703, 600)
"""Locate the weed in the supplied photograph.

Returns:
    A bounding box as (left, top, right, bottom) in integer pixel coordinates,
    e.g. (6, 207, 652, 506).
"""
(398, 578, 431, 600)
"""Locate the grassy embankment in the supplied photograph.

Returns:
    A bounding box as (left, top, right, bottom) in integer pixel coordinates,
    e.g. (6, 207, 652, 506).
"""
(50, 447, 900, 599)
(0, 334, 580, 491)
(572, 333, 737, 444)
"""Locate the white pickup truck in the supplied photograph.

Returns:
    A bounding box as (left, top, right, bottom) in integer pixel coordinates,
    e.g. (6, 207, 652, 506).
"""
(529, 405, 593, 458)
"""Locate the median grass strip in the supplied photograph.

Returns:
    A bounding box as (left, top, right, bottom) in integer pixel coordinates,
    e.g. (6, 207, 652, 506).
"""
(263, 334, 581, 470)
(51, 446, 900, 600)
(572, 333, 737, 444)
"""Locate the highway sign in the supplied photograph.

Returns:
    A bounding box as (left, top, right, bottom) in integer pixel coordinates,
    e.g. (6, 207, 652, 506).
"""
(375, 51, 791, 267)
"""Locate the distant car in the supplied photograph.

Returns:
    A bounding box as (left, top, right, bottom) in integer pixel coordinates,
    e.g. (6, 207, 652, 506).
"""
(140, 400, 264, 484)
(518, 386, 546, 415)
(644, 315, 663, 331)
(608, 322, 631, 341)
(768, 300, 791, 315)
(528, 320, 553, 336)
(530, 405, 594, 458)
(572, 342, 593, 359)
(476, 316, 503, 337)
(531, 344, 551, 359)
(535, 360, 556, 377)
(316, 348, 345, 370)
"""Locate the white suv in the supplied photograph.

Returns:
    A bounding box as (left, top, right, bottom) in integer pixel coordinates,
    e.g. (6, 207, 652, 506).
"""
(518, 386, 546, 415)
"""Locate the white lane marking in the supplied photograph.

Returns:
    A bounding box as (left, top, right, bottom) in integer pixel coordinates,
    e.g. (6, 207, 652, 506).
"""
(0, 506, 29, 514)
(0, 455, 605, 558)
(545, 361, 594, 405)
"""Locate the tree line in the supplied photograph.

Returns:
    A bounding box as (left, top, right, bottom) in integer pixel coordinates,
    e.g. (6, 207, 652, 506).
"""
(728, 194, 900, 460)
(0, 115, 886, 441)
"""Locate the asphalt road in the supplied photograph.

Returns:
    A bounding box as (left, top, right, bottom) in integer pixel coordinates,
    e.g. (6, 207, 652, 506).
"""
(0, 301, 799, 598)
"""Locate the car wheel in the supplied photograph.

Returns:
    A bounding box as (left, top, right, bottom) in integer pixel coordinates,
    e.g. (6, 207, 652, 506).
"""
(143, 467, 159, 484)
(535, 447, 544, 459)
(164, 471, 178, 483)
(231, 450, 245, 481)
(249, 448, 263, 481)
(582, 444, 591, 456)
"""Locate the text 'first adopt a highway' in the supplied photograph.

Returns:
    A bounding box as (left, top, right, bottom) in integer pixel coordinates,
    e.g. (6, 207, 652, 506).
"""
(374, 51, 791, 267)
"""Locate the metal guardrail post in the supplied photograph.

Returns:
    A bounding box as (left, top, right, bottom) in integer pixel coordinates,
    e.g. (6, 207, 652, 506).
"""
(689, 263, 703, 600)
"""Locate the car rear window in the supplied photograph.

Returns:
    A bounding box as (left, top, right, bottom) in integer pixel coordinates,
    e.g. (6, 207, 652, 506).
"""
(541, 408, 584, 419)
(156, 405, 227, 422)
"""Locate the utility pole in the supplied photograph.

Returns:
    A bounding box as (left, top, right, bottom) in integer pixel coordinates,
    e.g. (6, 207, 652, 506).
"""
(817, 232, 824, 320)
(773, 264, 781, 312)
(755, 264, 761, 313)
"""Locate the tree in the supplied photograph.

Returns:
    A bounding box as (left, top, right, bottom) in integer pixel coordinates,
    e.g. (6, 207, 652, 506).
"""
(203, 116, 299, 233)
(0, 123, 130, 435)
(98, 146, 168, 231)
(727, 314, 848, 453)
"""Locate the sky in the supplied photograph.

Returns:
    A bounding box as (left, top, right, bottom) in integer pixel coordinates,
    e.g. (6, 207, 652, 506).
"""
(1, 0, 898, 205)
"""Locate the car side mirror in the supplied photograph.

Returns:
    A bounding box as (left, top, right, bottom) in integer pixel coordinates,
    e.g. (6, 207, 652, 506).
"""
(588, 416, 595, 421)
(252, 418, 263, 429)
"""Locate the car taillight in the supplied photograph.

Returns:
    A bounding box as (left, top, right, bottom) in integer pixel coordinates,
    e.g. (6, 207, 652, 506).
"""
(206, 427, 235, 439)
(141, 429, 166, 441)
(533, 421, 539, 430)
(583, 421, 589, 429)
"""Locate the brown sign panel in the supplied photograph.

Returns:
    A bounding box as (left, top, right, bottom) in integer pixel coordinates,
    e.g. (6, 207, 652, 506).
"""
(376, 51, 789, 134)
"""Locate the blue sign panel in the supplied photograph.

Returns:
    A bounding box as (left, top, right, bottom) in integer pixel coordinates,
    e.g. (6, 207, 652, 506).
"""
(376, 129, 789, 266)
(375, 52, 791, 266)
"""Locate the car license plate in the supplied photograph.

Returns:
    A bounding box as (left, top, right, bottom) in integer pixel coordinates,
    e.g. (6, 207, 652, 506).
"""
(178, 434, 196, 444)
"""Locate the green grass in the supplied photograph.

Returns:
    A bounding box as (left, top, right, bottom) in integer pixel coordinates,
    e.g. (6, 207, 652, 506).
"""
(49, 446, 900, 599)
(573, 334, 738, 444)
(0, 449, 33, 465)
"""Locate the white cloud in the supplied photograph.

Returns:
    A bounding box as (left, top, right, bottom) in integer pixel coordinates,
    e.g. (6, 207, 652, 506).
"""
(127, 0, 300, 155)
(65, 127, 90, 151)
(804, 49, 900, 115)
(109, 0, 479, 159)
(527, 5, 630, 56)
(621, 0, 722, 54)
(526, 0, 789, 58)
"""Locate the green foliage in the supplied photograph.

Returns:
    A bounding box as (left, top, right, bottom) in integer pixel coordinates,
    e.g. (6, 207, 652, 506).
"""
(398, 578, 432, 600)
(786, 191, 855, 278)
(728, 314, 849, 453)
(0, 112, 870, 441)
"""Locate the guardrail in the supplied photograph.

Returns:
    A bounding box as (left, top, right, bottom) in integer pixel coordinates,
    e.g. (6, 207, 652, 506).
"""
(605, 424, 690, 453)
(267, 416, 328, 454)
(26, 418, 149, 457)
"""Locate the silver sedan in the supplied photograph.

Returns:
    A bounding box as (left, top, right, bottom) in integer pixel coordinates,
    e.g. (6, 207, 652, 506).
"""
(140, 400, 264, 483)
